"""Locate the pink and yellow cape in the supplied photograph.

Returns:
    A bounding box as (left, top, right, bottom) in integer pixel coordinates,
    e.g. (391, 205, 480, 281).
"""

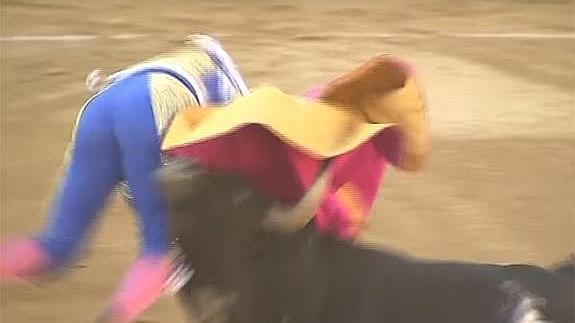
(162, 55, 429, 238)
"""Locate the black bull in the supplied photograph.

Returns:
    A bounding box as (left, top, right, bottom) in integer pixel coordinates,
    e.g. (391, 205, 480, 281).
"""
(158, 160, 574, 323)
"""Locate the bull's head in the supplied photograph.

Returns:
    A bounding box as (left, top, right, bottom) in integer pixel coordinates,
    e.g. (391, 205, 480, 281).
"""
(156, 158, 330, 289)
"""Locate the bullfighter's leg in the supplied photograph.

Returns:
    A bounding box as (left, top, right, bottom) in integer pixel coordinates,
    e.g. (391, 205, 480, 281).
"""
(0, 77, 130, 279)
(103, 72, 173, 322)
(0, 72, 175, 323)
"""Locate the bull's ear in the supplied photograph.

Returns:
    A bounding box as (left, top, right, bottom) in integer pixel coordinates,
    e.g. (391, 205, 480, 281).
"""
(155, 158, 210, 201)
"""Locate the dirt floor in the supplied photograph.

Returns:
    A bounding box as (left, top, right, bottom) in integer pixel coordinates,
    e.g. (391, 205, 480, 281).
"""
(1, 0, 574, 322)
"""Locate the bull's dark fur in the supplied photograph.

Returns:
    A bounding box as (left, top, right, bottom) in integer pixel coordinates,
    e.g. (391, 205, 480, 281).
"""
(159, 160, 574, 323)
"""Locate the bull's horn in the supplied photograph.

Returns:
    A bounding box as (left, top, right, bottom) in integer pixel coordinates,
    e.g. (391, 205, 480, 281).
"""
(262, 168, 332, 233)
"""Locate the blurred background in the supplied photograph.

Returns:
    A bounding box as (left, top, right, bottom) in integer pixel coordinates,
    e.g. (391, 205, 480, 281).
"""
(1, 0, 574, 321)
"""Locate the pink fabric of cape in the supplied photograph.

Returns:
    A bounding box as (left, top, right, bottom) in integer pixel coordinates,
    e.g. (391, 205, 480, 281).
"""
(164, 123, 403, 239)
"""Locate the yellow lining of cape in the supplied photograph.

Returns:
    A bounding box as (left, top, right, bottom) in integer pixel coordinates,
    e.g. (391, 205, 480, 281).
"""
(162, 86, 397, 158)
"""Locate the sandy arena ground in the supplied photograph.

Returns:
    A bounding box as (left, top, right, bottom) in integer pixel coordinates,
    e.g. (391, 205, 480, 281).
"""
(1, 0, 574, 322)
